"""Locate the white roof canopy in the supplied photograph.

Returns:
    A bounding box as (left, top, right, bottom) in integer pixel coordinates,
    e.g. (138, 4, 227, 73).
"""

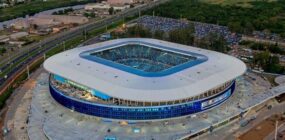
(44, 38, 246, 102)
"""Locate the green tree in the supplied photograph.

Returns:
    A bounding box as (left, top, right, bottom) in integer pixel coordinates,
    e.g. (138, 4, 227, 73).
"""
(228, 21, 242, 33)
(168, 27, 194, 45)
(253, 51, 270, 68)
(127, 25, 152, 38)
(147, 0, 285, 35)
(108, 7, 114, 15)
(90, 13, 96, 18)
(153, 30, 164, 40)
(196, 32, 228, 53)
(0, 48, 7, 55)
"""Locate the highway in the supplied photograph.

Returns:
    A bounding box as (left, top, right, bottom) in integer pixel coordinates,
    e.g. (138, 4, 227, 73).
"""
(0, 0, 170, 95)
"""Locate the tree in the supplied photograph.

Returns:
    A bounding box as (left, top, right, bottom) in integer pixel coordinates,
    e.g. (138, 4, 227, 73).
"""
(252, 51, 284, 74)
(228, 21, 242, 33)
(90, 13, 96, 18)
(196, 32, 228, 53)
(168, 27, 194, 45)
(194, 37, 210, 49)
(244, 22, 254, 34)
(52, 11, 58, 15)
(253, 51, 270, 68)
(108, 7, 114, 15)
(57, 10, 64, 15)
(0, 48, 6, 56)
(153, 30, 164, 40)
(127, 25, 152, 38)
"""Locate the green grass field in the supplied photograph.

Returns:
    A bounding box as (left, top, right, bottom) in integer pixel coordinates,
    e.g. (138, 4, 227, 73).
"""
(200, 0, 277, 7)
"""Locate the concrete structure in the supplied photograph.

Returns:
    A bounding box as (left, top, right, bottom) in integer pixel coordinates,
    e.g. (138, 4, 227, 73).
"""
(8, 41, 25, 47)
(84, 2, 130, 12)
(29, 18, 60, 28)
(113, 4, 130, 11)
(107, 0, 134, 5)
(44, 38, 246, 121)
(9, 32, 28, 40)
(0, 35, 9, 43)
(12, 19, 30, 30)
(0, 3, 9, 8)
(27, 69, 284, 140)
(84, 3, 111, 11)
(38, 15, 89, 25)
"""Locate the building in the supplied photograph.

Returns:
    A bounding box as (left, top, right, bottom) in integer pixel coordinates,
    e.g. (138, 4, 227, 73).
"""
(44, 38, 246, 121)
(84, 3, 111, 11)
(0, 35, 9, 43)
(84, 2, 129, 15)
(29, 17, 60, 28)
(12, 19, 30, 30)
(9, 32, 28, 40)
(0, 3, 9, 8)
(113, 4, 130, 11)
(38, 15, 89, 25)
(107, 0, 134, 5)
(52, 25, 68, 33)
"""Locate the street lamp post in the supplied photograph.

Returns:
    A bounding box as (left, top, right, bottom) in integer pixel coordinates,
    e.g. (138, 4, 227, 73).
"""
(63, 41, 66, 51)
(26, 65, 30, 79)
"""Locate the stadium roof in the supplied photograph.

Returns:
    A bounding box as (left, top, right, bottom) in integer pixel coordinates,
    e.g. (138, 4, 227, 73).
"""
(44, 38, 246, 102)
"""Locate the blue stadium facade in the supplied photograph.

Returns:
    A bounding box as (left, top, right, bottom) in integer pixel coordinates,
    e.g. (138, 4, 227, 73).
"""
(49, 77, 235, 120)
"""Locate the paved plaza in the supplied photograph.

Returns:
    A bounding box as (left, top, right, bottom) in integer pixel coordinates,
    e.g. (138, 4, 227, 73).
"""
(25, 71, 285, 140)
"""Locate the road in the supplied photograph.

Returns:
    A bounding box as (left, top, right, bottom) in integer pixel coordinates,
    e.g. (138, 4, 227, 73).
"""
(0, 0, 171, 94)
(0, 0, 169, 66)
(242, 35, 285, 46)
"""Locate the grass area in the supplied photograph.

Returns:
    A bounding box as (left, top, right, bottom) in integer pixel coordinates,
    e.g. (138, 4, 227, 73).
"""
(0, 87, 13, 109)
(0, 0, 92, 22)
(27, 35, 46, 42)
(200, 0, 277, 7)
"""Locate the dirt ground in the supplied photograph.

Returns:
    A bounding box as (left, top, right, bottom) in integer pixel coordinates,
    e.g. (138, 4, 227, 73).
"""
(238, 114, 285, 140)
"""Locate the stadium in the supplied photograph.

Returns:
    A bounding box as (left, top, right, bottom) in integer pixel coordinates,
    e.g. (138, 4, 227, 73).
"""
(43, 38, 246, 121)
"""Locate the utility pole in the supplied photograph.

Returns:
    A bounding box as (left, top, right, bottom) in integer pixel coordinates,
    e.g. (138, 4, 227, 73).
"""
(8, 49, 11, 76)
(26, 65, 30, 79)
(84, 29, 87, 40)
(43, 53, 46, 61)
(63, 41, 65, 51)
